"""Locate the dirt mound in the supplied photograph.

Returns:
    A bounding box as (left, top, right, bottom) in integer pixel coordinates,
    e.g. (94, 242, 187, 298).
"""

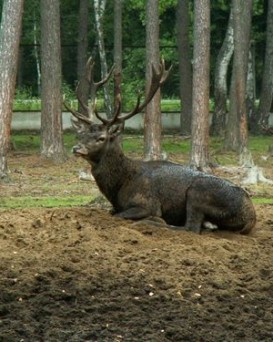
(0, 204, 273, 341)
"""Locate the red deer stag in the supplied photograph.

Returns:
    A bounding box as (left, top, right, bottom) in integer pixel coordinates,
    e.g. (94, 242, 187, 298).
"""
(64, 58, 256, 234)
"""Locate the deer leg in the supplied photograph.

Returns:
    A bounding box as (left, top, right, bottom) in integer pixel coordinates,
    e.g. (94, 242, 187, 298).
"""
(114, 207, 151, 220)
(184, 201, 204, 234)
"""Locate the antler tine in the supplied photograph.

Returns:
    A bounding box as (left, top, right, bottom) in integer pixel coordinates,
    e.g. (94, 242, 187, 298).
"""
(106, 94, 126, 126)
(105, 59, 172, 126)
(138, 59, 172, 112)
(94, 64, 115, 90)
(85, 58, 116, 125)
(87, 56, 115, 92)
(75, 81, 90, 117)
(86, 56, 94, 80)
(63, 101, 93, 125)
(158, 58, 173, 85)
(111, 93, 142, 125)
(92, 100, 110, 125)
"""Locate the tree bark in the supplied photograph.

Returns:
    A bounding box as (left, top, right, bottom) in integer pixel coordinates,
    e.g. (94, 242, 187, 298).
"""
(176, 0, 192, 136)
(212, 9, 234, 137)
(77, 0, 90, 114)
(114, 0, 122, 111)
(0, 0, 24, 179)
(33, 13, 41, 96)
(94, 0, 112, 118)
(224, 0, 253, 155)
(144, 0, 162, 161)
(40, 0, 66, 163)
(246, 43, 256, 131)
(256, 0, 273, 130)
(190, 0, 210, 169)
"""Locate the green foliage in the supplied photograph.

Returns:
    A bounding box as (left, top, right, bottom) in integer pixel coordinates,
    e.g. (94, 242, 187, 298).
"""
(15, 87, 35, 100)
(12, 97, 183, 112)
(13, 100, 41, 111)
(4, 0, 267, 99)
(62, 82, 76, 101)
(13, 87, 41, 111)
(161, 99, 180, 111)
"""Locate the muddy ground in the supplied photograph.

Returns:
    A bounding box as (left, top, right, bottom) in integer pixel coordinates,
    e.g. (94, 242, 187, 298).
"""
(0, 152, 273, 342)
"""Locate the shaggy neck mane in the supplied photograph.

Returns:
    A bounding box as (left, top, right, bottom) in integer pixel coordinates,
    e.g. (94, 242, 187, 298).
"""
(88, 140, 139, 205)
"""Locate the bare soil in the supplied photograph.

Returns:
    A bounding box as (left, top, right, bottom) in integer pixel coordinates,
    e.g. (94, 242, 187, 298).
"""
(0, 153, 273, 342)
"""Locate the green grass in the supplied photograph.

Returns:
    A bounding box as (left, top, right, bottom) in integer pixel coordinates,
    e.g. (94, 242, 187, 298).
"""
(252, 198, 273, 204)
(10, 132, 272, 159)
(11, 133, 78, 153)
(0, 196, 93, 209)
(248, 136, 273, 153)
(1, 195, 271, 210)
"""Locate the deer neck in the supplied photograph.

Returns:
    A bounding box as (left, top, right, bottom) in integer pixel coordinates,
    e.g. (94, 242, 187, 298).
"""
(89, 140, 137, 203)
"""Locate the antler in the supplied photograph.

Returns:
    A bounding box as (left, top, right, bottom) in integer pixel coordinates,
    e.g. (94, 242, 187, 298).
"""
(64, 58, 171, 129)
(260, 124, 273, 135)
(95, 59, 172, 127)
(63, 57, 114, 124)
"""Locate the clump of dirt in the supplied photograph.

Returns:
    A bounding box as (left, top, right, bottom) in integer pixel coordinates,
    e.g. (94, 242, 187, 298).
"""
(0, 204, 273, 341)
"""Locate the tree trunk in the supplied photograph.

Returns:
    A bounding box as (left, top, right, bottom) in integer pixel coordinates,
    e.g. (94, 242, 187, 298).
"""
(176, 0, 192, 136)
(256, 0, 273, 130)
(190, 0, 210, 170)
(77, 0, 89, 114)
(33, 13, 41, 96)
(144, 0, 162, 161)
(212, 9, 234, 137)
(225, 0, 253, 156)
(0, 0, 24, 180)
(17, 46, 23, 89)
(40, 0, 66, 163)
(246, 43, 256, 132)
(114, 0, 122, 111)
(94, 0, 112, 118)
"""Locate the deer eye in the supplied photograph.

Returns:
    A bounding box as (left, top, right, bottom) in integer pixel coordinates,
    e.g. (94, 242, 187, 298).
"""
(97, 136, 105, 143)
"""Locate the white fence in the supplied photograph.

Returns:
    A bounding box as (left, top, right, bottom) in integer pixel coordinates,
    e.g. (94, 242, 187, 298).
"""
(11, 111, 181, 131)
(11, 111, 273, 132)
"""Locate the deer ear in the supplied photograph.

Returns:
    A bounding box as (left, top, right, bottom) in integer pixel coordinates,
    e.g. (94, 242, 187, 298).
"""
(71, 117, 90, 134)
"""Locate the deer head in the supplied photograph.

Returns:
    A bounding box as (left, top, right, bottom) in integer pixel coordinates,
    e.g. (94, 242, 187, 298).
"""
(64, 58, 171, 161)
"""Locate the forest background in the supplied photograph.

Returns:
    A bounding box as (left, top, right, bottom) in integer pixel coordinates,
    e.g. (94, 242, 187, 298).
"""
(2, 1, 268, 107)
(0, 0, 273, 178)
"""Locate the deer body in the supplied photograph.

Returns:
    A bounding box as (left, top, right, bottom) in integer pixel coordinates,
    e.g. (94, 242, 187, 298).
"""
(73, 130, 256, 234)
(67, 58, 256, 234)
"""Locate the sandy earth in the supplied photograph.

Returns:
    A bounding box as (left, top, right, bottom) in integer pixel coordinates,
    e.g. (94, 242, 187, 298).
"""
(0, 153, 273, 342)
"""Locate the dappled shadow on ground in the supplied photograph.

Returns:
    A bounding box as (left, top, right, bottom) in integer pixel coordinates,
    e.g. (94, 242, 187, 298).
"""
(0, 152, 273, 341)
(0, 205, 273, 341)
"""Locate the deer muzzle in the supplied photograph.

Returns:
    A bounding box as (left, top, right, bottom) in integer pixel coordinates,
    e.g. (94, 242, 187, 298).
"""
(72, 144, 88, 156)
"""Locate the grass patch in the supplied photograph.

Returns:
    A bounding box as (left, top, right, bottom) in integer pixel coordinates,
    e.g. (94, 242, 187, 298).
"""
(0, 195, 93, 209)
(11, 132, 78, 153)
(10, 133, 272, 157)
(122, 136, 144, 153)
(1, 195, 271, 209)
(253, 198, 273, 205)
